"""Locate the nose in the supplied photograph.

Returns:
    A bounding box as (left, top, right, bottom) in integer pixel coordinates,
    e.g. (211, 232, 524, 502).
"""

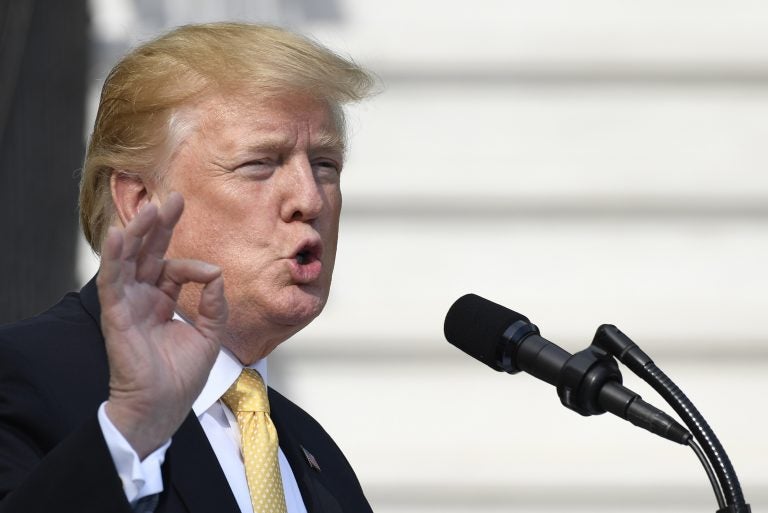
(280, 156, 324, 222)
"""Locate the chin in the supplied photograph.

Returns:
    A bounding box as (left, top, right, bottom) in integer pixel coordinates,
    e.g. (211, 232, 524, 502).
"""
(260, 284, 329, 328)
(280, 291, 327, 326)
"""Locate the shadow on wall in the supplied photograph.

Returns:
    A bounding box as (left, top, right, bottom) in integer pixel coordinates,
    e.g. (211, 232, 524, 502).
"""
(0, 0, 88, 322)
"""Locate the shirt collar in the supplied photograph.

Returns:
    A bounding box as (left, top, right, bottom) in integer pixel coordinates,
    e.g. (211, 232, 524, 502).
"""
(192, 347, 268, 416)
(172, 312, 268, 416)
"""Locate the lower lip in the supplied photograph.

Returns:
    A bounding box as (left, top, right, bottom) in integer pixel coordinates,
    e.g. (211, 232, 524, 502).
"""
(288, 258, 323, 284)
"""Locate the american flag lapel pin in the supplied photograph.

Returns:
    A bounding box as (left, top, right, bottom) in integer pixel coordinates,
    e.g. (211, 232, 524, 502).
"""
(300, 445, 322, 472)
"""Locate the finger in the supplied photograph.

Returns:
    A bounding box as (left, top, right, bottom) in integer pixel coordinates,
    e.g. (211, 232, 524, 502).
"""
(156, 259, 222, 301)
(134, 192, 184, 279)
(121, 202, 159, 262)
(159, 190, 185, 231)
(195, 275, 228, 342)
(97, 227, 125, 303)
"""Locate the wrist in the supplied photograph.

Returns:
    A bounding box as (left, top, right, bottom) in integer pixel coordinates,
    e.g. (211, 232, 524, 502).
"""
(105, 399, 178, 460)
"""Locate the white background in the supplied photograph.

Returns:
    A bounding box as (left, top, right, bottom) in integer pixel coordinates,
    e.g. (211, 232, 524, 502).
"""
(83, 1, 767, 511)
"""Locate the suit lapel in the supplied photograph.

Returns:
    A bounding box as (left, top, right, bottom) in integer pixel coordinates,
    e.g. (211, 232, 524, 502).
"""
(79, 277, 240, 513)
(269, 393, 345, 513)
(163, 413, 241, 513)
(79, 278, 341, 512)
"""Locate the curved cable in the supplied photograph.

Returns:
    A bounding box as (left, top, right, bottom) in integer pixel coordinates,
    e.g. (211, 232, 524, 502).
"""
(688, 437, 726, 509)
(642, 363, 746, 509)
(593, 326, 750, 511)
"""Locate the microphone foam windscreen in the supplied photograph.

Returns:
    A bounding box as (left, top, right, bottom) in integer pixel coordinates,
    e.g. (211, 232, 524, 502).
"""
(444, 294, 529, 371)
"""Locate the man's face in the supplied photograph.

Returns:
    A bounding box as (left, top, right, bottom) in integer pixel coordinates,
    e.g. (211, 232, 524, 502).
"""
(163, 92, 344, 352)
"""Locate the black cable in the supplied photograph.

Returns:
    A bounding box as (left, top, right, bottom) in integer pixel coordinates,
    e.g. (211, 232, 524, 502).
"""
(643, 362, 747, 510)
(689, 437, 727, 510)
(592, 325, 751, 512)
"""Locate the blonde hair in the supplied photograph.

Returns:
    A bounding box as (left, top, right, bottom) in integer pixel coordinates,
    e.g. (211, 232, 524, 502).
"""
(80, 22, 375, 252)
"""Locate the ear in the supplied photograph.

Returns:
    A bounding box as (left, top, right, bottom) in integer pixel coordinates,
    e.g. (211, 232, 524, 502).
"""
(110, 171, 153, 227)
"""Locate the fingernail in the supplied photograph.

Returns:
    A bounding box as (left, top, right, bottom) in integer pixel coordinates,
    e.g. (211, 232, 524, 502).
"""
(138, 201, 156, 213)
(203, 263, 221, 274)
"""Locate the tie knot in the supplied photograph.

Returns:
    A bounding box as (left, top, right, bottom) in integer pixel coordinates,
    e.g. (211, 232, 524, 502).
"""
(221, 368, 270, 414)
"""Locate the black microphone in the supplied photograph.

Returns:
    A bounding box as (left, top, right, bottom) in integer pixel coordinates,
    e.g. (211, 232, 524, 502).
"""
(444, 293, 691, 445)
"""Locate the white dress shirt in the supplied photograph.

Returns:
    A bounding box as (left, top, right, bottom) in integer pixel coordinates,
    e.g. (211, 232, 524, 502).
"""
(98, 349, 308, 513)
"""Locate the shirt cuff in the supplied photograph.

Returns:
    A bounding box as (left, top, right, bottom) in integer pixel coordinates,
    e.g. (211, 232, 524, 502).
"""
(97, 402, 171, 505)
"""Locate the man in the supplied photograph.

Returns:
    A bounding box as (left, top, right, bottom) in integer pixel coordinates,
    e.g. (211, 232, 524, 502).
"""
(0, 23, 374, 512)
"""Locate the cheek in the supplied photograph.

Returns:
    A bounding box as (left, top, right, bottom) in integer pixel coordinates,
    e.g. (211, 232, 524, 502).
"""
(166, 201, 228, 262)
(324, 186, 342, 225)
(167, 218, 211, 262)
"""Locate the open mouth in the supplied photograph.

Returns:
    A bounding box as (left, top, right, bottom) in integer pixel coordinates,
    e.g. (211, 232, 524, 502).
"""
(289, 240, 324, 283)
(294, 242, 321, 266)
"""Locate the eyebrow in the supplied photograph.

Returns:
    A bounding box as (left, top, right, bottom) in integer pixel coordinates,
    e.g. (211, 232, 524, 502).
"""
(245, 130, 345, 155)
(312, 131, 346, 154)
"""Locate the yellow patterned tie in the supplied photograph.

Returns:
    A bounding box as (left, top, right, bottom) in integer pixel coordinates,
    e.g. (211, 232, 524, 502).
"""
(221, 369, 288, 513)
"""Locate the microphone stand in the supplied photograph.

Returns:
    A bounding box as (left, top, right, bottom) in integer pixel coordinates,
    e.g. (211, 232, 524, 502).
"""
(592, 324, 752, 513)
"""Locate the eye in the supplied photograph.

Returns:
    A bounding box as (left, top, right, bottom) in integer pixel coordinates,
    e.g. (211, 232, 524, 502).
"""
(236, 159, 277, 179)
(312, 159, 342, 182)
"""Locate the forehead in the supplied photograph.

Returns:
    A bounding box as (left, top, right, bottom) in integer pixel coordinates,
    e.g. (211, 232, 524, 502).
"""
(191, 92, 344, 151)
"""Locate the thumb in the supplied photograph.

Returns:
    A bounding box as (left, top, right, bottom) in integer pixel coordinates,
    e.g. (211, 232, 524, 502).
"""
(195, 275, 228, 342)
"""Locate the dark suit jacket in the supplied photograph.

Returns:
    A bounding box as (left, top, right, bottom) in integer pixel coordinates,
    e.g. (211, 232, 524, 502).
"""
(0, 278, 372, 513)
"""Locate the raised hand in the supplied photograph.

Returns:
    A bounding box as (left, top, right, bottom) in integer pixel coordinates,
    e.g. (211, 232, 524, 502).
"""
(98, 192, 228, 459)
